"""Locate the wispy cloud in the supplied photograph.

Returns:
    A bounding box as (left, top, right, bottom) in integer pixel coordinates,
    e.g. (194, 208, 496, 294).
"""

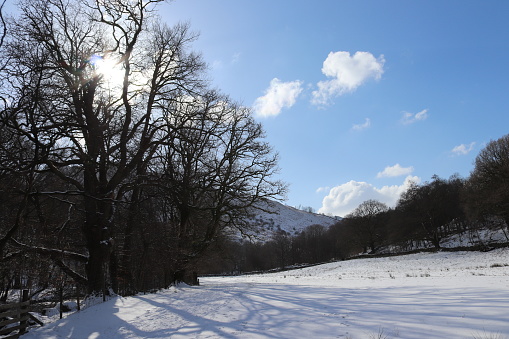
(318, 175, 420, 217)
(377, 164, 414, 178)
(231, 52, 241, 64)
(352, 118, 371, 131)
(451, 142, 476, 156)
(211, 52, 241, 69)
(311, 51, 385, 107)
(253, 78, 303, 118)
(211, 60, 223, 70)
(316, 186, 331, 193)
(401, 109, 428, 125)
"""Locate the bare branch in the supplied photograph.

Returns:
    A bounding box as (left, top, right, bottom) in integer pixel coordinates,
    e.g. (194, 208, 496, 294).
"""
(0, 0, 6, 48)
(9, 238, 88, 262)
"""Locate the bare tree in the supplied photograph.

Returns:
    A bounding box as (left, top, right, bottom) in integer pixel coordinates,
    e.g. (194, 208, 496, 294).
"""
(270, 230, 291, 269)
(466, 134, 509, 224)
(346, 199, 389, 253)
(151, 92, 286, 282)
(0, 0, 285, 295)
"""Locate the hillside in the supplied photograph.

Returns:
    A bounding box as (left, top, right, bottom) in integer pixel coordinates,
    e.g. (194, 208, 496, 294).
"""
(244, 199, 339, 241)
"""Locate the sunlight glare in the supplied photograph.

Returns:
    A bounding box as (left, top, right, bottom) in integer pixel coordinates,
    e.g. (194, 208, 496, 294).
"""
(90, 54, 125, 89)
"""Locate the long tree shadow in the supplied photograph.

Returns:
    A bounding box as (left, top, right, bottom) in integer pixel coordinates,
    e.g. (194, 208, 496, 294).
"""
(21, 280, 509, 338)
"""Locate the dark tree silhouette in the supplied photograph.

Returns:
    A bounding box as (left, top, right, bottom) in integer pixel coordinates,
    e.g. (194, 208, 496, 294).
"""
(466, 134, 509, 226)
(396, 175, 465, 249)
(0, 0, 285, 295)
(345, 199, 389, 254)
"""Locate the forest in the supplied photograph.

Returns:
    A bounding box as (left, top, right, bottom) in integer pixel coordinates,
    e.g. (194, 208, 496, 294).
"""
(1, 0, 509, 303)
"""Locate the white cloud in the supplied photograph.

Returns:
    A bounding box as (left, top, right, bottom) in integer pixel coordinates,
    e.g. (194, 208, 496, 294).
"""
(376, 164, 414, 178)
(311, 51, 385, 106)
(451, 142, 476, 156)
(253, 78, 303, 118)
(352, 118, 371, 131)
(401, 109, 428, 124)
(317, 175, 420, 217)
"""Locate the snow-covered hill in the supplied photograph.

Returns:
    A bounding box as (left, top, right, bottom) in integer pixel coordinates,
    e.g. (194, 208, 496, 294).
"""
(243, 199, 339, 241)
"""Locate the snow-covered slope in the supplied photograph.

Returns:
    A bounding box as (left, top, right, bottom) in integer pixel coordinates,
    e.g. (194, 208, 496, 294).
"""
(244, 199, 339, 240)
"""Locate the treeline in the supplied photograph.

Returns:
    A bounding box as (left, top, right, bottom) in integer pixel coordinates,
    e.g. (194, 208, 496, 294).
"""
(0, 0, 285, 298)
(200, 135, 509, 275)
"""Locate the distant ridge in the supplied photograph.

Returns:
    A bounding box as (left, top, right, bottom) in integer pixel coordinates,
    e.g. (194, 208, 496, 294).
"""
(243, 199, 340, 241)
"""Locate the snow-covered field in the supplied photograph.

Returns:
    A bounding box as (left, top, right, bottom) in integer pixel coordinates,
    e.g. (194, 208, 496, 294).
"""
(23, 249, 509, 339)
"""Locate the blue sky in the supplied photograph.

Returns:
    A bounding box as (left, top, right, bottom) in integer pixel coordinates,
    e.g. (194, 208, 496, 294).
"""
(165, 0, 509, 217)
(6, 0, 509, 217)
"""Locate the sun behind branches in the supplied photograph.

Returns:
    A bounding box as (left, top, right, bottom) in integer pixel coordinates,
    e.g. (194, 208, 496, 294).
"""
(90, 54, 125, 90)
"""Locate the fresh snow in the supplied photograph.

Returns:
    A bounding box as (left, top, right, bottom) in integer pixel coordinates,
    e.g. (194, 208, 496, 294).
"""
(23, 249, 509, 339)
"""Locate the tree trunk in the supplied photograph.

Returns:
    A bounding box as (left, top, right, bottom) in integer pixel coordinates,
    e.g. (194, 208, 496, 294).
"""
(85, 243, 106, 295)
(109, 251, 119, 294)
(117, 185, 143, 295)
(82, 189, 114, 295)
(431, 233, 441, 249)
